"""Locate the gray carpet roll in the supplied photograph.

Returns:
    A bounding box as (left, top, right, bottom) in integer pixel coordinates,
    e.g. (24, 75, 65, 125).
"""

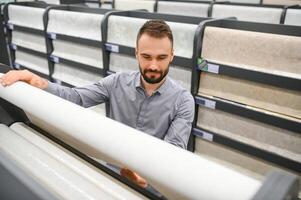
(47, 10, 103, 41)
(15, 51, 49, 75)
(8, 5, 44, 30)
(201, 27, 301, 78)
(52, 63, 103, 87)
(212, 5, 283, 24)
(52, 39, 103, 69)
(198, 73, 301, 119)
(197, 105, 301, 161)
(12, 30, 46, 53)
(157, 1, 209, 17)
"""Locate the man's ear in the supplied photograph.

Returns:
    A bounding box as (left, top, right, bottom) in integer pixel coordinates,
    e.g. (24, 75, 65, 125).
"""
(135, 48, 138, 59)
(170, 49, 175, 63)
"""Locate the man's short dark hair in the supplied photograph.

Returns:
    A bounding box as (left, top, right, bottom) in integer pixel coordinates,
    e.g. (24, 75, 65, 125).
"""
(136, 19, 173, 47)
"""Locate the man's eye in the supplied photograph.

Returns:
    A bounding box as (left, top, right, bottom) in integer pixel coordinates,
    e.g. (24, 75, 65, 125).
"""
(142, 55, 151, 59)
(158, 56, 167, 60)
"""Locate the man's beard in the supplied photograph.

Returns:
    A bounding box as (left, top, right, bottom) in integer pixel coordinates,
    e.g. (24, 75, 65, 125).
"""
(139, 65, 169, 84)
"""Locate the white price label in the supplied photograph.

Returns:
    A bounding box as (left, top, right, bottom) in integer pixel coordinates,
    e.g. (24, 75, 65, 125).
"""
(50, 56, 59, 63)
(105, 43, 119, 53)
(48, 32, 56, 39)
(7, 23, 13, 30)
(201, 131, 213, 142)
(197, 97, 216, 109)
(207, 63, 220, 74)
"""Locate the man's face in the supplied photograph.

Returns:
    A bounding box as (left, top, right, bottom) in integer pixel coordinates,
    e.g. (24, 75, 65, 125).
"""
(136, 33, 174, 84)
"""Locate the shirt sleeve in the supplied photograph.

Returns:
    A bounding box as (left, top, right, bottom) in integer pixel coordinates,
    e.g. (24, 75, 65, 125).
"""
(44, 74, 117, 108)
(163, 91, 195, 149)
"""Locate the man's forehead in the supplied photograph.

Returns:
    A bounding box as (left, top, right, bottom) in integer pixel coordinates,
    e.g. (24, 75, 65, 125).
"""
(137, 33, 171, 44)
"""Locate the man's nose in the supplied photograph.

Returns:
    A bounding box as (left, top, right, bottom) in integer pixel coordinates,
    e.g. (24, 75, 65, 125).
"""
(149, 60, 159, 70)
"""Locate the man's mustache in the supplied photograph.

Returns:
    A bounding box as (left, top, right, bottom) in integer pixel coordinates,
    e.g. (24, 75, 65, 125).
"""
(144, 69, 161, 73)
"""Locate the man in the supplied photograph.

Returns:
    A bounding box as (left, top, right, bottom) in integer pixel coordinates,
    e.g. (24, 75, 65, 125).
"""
(0, 19, 194, 188)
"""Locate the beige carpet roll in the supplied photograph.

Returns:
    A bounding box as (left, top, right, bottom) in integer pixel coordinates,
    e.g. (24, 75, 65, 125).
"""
(263, 0, 301, 5)
(198, 73, 301, 119)
(201, 27, 301, 78)
(197, 105, 301, 162)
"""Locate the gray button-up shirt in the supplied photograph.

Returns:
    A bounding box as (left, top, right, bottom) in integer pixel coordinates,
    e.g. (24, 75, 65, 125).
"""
(46, 71, 194, 149)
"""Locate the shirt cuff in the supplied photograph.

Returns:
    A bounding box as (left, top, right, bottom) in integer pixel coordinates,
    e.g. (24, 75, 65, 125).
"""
(43, 81, 58, 94)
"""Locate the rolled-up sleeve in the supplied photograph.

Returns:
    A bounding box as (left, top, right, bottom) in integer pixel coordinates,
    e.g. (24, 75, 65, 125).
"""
(44, 74, 117, 108)
(164, 92, 195, 149)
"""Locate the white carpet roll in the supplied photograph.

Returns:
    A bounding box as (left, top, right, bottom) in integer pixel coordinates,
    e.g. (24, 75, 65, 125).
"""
(107, 16, 146, 47)
(15, 50, 49, 75)
(12, 30, 46, 53)
(52, 63, 103, 87)
(212, 5, 283, 24)
(52, 39, 103, 69)
(168, 22, 197, 59)
(43, 0, 60, 4)
(0, 78, 261, 200)
(197, 105, 301, 162)
(157, 1, 209, 17)
(114, 0, 156, 12)
(0, 123, 144, 200)
(8, 5, 44, 30)
(201, 27, 301, 78)
(109, 53, 138, 73)
(88, 104, 106, 116)
(47, 10, 103, 41)
(285, 9, 301, 26)
(107, 16, 197, 58)
(198, 73, 301, 119)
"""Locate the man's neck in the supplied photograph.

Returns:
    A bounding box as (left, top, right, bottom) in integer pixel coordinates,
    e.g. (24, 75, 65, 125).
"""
(140, 76, 166, 96)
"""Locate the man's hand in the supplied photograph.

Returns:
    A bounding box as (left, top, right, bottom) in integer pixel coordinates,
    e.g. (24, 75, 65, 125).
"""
(120, 167, 148, 188)
(0, 70, 48, 89)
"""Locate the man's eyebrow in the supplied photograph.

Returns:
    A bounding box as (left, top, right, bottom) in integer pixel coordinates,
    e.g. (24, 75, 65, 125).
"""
(140, 53, 168, 57)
